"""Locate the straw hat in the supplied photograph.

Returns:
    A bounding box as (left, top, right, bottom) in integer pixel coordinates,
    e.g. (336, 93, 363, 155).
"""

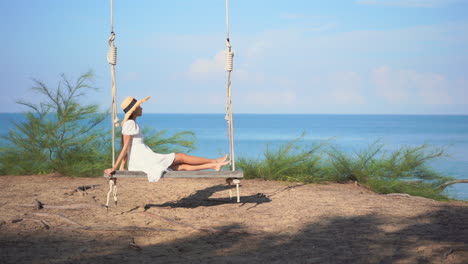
(120, 96, 151, 123)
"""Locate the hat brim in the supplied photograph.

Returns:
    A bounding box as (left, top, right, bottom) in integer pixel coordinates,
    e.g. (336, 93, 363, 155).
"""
(122, 96, 151, 124)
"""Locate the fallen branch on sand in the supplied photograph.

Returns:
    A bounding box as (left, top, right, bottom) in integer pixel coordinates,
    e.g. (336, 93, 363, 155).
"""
(443, 247, 468, 260)
(385, 193, 411, 198)
(267, 184, 306, 198)
(75, 185, 101, 192)
(19, 203, 103, 210)
(65, 185, 102, 196)
(58, 226, 174, 232)
(140, 211, 216, 233)
(33, 212, 81, 226)
(438, 179, 468, 191)
(26, 212, 174, 232)
(35, 199, 44, 209)
(8, 218, 51, 229)
(129, 238, 142, 251)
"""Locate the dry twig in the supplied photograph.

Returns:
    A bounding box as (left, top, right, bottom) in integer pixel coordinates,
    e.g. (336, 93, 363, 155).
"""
(19, 203, 102, 210)
(10, 217, 51, 229)
(140, 211, 216, 233)
(59, 225, 173, 232)
(267, 184, 306, 198)
(33, 212, 81, 226)
(443, 247, 468, 260)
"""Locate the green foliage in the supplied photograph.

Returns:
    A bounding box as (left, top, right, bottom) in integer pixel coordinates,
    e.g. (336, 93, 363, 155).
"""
(325, 142, 452, 200)
(0, 71, 108, 176)
(0, 71, 199, 177)
(141, 127, 196, 154)
(325, 141, 385, 183)
(0, 74, 202, 177)
(237, 135, 329, 183)
(236, 137, 454, 200)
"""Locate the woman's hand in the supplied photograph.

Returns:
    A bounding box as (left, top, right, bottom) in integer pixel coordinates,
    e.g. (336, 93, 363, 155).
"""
(104, 168, 116, 176)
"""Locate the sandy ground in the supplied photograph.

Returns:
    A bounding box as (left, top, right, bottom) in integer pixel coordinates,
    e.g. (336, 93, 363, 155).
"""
(0, 174, 467, 264)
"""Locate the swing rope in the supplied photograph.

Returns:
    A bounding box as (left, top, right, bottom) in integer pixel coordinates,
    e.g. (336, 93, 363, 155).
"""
(107, 0, 119, 167)
(225, 0, 236, 171)
(106, 0, 236, 170)
(103, 0, 243, 208)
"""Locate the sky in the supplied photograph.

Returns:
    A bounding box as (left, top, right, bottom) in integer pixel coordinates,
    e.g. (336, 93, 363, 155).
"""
(1, 0, 467, 114)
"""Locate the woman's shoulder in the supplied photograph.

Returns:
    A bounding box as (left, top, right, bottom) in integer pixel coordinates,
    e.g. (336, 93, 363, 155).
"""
(122, 120, 139, 135)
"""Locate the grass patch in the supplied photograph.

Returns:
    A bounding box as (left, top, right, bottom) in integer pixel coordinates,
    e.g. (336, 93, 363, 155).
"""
(237, 136, 329, 183)
(236, 137, 453, 200)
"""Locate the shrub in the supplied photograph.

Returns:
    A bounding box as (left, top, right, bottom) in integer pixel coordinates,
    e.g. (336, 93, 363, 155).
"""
(0, 71, 108, 176)
(237, 135, 330, 183)
(141, 127, 196, 154)
(0, 71, 197, 177)
(236, 137, 454, 200)
(325, 142, 452, 198)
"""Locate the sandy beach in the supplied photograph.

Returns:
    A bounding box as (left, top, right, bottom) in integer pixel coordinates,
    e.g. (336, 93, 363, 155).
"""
(0, 174, 467, 263)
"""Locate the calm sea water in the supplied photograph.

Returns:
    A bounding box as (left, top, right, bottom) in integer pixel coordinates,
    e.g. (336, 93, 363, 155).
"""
(1, 113, 467, 200)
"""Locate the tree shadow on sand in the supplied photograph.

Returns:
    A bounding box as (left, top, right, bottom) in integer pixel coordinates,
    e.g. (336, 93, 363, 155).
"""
(144, 184, 272, 210)
(91, 204, 468, 263)
(2, 204, 468, 263)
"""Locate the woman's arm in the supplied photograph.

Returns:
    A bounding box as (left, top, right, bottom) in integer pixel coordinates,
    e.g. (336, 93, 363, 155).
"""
(119, 152, 128, 170)
(104, 134, 132, 176)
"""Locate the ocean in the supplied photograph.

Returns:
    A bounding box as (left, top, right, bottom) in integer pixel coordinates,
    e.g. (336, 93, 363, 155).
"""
(1, 113, 467, 200)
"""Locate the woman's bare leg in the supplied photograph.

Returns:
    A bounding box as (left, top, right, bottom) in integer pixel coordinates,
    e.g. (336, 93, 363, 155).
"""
(171, 161, 230, 171)
(173, 153, 228, 166)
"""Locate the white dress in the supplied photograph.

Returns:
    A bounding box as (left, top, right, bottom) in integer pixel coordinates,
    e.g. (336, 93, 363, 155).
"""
(122, 120, 175, 182)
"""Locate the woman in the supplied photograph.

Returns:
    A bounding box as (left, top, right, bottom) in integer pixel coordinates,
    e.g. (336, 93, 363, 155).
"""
(104, 96, 230, 182)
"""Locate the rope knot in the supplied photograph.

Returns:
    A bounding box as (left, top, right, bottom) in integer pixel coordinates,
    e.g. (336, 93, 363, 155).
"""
(108, 32, 116, 46)
(225, 40, 234, 72)
(107, 33, 117, 65)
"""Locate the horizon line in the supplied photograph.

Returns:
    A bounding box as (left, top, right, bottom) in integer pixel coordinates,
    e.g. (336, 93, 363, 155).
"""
(1, 112, 468, 116)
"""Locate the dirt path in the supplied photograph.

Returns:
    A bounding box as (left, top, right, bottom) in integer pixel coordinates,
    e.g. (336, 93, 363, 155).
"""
(0, 175, 467, 263)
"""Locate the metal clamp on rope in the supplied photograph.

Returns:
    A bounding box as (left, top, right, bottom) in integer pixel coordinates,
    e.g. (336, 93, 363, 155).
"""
(225, 39, 234, 72)
(107, 32, 117, 65)
(108, 32, 115, 44)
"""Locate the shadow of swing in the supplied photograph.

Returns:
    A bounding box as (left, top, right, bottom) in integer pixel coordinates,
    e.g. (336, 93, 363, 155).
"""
(144, 184, 272, 209)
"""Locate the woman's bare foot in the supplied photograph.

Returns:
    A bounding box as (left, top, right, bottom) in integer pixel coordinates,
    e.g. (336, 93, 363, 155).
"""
(216, 154, 229, 163)
(214, 160, 230, 171)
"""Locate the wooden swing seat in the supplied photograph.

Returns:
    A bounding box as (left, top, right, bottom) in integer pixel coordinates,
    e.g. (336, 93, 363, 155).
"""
(105, 170, 243, 179)
(103, 170, 244, 209)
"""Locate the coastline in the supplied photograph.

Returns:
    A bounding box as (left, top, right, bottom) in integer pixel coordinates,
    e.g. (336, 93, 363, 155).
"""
(1, 113, 468, 200)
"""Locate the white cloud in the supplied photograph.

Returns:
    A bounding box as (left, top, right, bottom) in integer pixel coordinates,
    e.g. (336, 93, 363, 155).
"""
(245, 40, 274, 61)
(188, 50, 225, 80)
(235, 69, 266, 84)
(372, 66, 458, 104)
(373, 66, 412, 103)
(355, 0, 463, 8)
(312, 71, 366, 105)
(411, 72, 453, 104)
(160, 20, 467, 113)
(452, 79, 468, 104)
(328, 72, 366, 104)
